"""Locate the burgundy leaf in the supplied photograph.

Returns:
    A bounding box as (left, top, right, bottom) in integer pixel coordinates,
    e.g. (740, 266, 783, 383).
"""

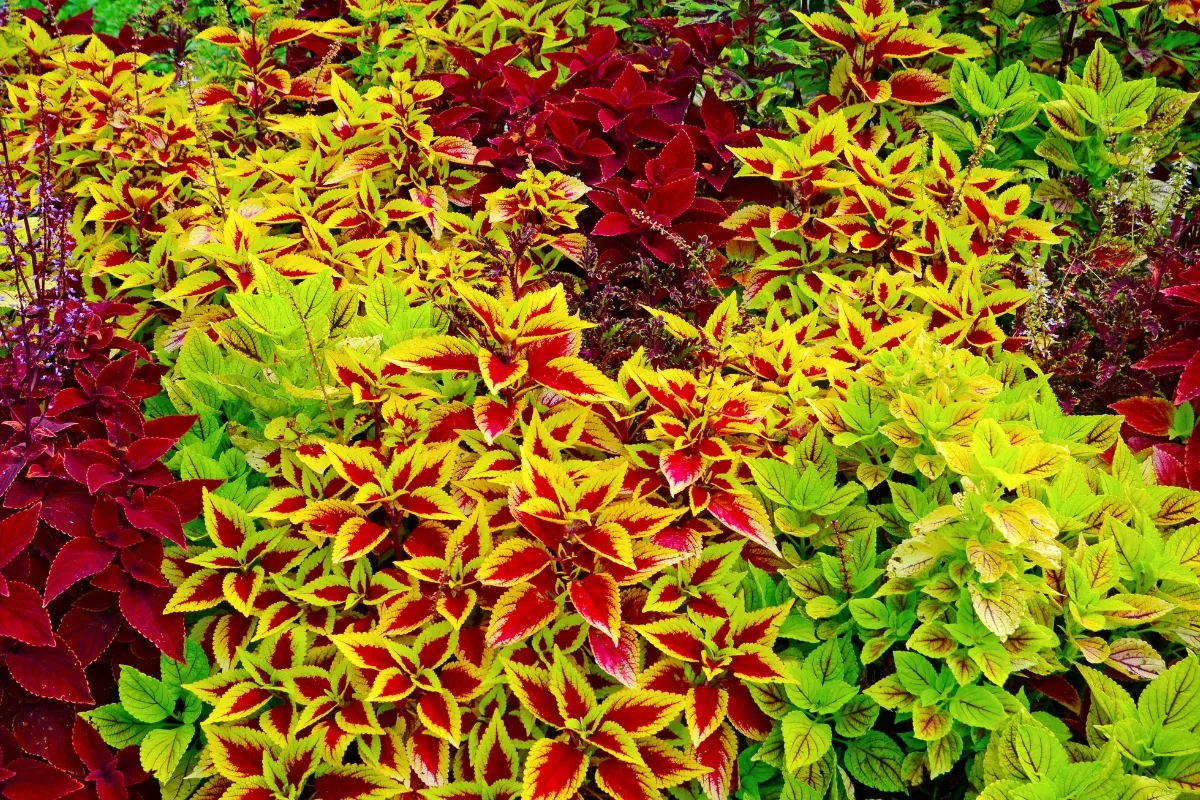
(1137, 339, 1197, 371)
(120, 583, 185, 662)
(0, 504, 41, 570)
(121, 495, 183, 546)
(72, 717, 112, 772)
(62, 447, 119, 489)
(154, 479, 221, 523)
(56, 603, 121, 667)
(0, 758, 83, 800)
(1187, 430, 1200, 491)
(1176, 353, 1200, 404)
(646, 175, 696, 221)
(39, 485, 94, 538)
(123, 437, 178, 471)
(1110, 396, 1174, 436)
(4, 634, 94, 704)
(45, 388, 89, 417)
(592, 212, 636, 236)
(0, 582, 54, 646)
(15, 702, 82, 772)
(44, 539, 116, 605)
(1025, 674, 1082, 714)
(142, 414, 198, 441)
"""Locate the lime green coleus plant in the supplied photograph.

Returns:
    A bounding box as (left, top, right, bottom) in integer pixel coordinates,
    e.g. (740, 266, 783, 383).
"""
(1036, 42, 1197, 183)
(745, 339, 1200, 796)
(802, 339, 1200, 680)
(977, 656, 1200, 799)
(82, 639, 211, 790)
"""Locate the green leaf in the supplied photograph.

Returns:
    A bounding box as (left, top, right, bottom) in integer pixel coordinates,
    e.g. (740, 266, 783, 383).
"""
(792, 465, 834, 510)
(814, 680, 858, 715)
(918, 111, 976, 151)
(1105, 78, 1156, 118)
(140, 724, 195, 780)
(1145, 87, 1199, 133)
(177, 332, 225, 383)
(1162, 753, 1200, 791)
(780, 776, 823, 800)
(887, 481, 931, 523)
(1139, 656, 1200, 729)
(161, 639, 210, 689)
(1171, 403, 1196, 441)
(747, 458, 797, 506)
(950, 59, 1000, 117)
(1020, 18, 1061, 62)
(803, 639, 846, 682)
(1036, 133, 1082, 172)
(995, 718, 1067, 782)
(1076, 664, 1136, 725)
(950, 685, 1007, 729)
(969, 640, 1013, 686)
(893, 652, 939, 695)
(365, 279, 409, 327)
(993, 61, 1032, 103)
(120, 667, 180, 724)
(1042, 101, 1088, 143)
(834, 694, 880, 738)
(291, 270, 335, 323)
(1061, 84, 1104, 126)
(82, 704, 159, 749)
(908, 622, 956, 659)
(1150, 726, 1200, 757)
(1051, 755, 1123, 798)
(782, 712, 833, 771)
(1082, 42, 1122, 95)
(813, 483, 862, 517)
(912, 703, 953, 741)
(1081, 539, 1118, 593)
(927, 730, 963, 778)
(844, 732, 905, 792)
(849, 598, 890, 630)
(229, 292, 299, 337)
(160, 750, 205, 800)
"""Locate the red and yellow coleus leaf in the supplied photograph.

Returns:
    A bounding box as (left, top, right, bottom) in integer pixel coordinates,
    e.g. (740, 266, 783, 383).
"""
(487, 583, 559, 647)
(569, 573, 622, 644)
(521, 739, 589, 800)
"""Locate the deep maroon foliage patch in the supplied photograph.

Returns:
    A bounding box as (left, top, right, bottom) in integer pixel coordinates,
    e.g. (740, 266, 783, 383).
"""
(0, 299, 217, 797)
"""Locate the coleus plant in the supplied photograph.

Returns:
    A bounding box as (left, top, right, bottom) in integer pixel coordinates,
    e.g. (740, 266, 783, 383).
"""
(737, 338, 1200, 796)
(0, 300, 216, 799)
(795, 0, 981, 109)
(721, 102, 1050, 370)
(1034, 42, 1197, 187)
(82, 639, 211, 788)
(976, 656, 1200, 798)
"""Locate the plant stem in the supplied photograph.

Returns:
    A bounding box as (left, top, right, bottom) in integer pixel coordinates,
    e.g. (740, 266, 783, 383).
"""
(1058, 11, 1079, 81)
(286, 295, 343, 443)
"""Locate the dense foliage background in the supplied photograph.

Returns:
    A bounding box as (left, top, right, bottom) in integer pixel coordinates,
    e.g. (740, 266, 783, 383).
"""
(1, 0, 1199, 798)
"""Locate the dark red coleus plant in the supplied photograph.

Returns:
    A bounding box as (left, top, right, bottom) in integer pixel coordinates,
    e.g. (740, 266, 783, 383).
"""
(1029, 210, 1200, 415)
(1136, 254, 1200, 405)
(590, 130, 734, 265)
(427, 21, 773, 374)
(0, 715, 153, 800)
(0, 300, 216, 795)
